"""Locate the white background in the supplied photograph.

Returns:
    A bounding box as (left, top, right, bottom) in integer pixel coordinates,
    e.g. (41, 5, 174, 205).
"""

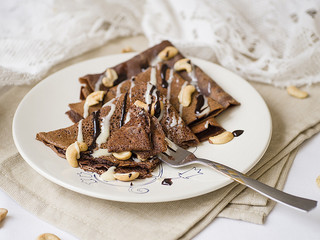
(1, 132, 320, 240)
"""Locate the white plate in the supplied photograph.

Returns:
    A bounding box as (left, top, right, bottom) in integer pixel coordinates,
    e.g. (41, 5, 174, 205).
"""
(12, 53, 272, 203)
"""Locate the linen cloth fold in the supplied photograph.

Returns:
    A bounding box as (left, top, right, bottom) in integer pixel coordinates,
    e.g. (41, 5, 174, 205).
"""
(1, 36, 320, 240)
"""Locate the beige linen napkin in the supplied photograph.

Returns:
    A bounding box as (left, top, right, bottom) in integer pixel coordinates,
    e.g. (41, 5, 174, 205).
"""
(1, 36, 320, 240)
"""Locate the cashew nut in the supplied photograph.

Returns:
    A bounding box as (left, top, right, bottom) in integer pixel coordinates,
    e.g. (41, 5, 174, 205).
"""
(0, 208, 8, 222)
(77, 141, 88, 152)
(316, 175, 320, 188)
(102, 68, 118, 87)
(286, 86, 309, 99)
(37, 233, 61, 240)
(100, 166, 116, 181)
(134, 100, 164, 117)
(121, 46, 134, 53)
(158, 46, 179, 61)
(136, 154, 148, 162)
(174, 58, 192, 72)
(178, 84, 196, 107)
(134, 100, 148, 112)
(86, 91, 105, 107)
(66, 141, 88, 168)
(114, 172, 140, 182)
(208, 131, 234, 144)
(113, 151, 132, 160)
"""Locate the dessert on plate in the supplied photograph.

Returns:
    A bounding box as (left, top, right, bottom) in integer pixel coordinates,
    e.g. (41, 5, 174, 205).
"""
(37, 40, 240, 181)
(37, 72, 199, 180)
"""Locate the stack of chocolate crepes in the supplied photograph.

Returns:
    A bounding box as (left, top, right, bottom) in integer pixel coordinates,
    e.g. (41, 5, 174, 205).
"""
(36, 40, 239, 180)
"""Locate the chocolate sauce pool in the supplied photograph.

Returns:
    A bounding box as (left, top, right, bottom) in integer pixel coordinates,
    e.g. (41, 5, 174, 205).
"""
(161, 178, 173, 186)
(232, 130, 244, 137)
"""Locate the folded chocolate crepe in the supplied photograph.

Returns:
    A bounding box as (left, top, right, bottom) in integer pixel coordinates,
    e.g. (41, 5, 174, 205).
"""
(78, 40, 239, 109)
(37, 80, 199, 178)
(67, 65, 225, 141)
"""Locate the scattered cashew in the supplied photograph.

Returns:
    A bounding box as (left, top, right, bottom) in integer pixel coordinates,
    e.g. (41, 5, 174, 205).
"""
(113, 151, 132, 160)
(102, 68, 118, 87)
(316, 175, 320, 188)
(286, 86, 308, 99)
(100, 166, 116, 181)
(174, 58, 192, 72)
(121, 46, 134, 53)
(66, 141, 88, 168)
(37, 233, 61, 240)
(86, 91, 105, 107)
(0, 208, 8, 222)
(158, 46, 179, 60)
(114, 172, 139, 182)
(209, 131, 234, 144)
(178, 84, 196, 107)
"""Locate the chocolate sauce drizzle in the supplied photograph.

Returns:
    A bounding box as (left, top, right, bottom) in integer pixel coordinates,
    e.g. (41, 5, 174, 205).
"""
(119, 92, 128, 127)
(232, 130, 244, 137)
(147, 85, 157, 113)
(161, 178, 173, 186)
(150, 85, 157, 97)
(154, 101, 161, 118)
(195, 94, 207, 114)
(160, 64, 169, 88)
(89, 110, 101, 150)
(154, 91, 162, 118)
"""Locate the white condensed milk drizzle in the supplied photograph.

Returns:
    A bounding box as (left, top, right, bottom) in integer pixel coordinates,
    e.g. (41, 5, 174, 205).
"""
(94, 74, 104, 92)
(91, 99, 116, 157)
(77, 119, 84, 143)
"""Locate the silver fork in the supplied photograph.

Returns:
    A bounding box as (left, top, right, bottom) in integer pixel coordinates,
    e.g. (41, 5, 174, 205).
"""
(158, 141, 317, 212)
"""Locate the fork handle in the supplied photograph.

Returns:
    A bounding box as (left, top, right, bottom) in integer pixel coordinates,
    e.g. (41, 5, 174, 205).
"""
(196, 158, 317, 212)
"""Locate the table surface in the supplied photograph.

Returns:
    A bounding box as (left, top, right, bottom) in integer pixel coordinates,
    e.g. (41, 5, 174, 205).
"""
(1, 132, 320, 240)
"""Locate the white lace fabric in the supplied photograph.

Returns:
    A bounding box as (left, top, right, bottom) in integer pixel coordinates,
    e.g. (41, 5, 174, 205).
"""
(0, 0, 144, 85)
(1, 0, 320, 87)
(143, 0, 320, 87)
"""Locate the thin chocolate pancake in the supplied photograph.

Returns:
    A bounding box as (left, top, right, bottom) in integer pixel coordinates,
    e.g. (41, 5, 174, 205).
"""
(68, 66, 224, 141)
(106, 106, 153, 152)
(66, 79, 133, 123)
(37, 81, 199, 178)
(119, 74, 199, 148)
(36, 114, 96, 158)
(152, 63, 224, 125)
(189, 116, 225, 142)
(132, 116, 167, 160)
(37, 96, 165, 178)
(78, 40, 239, 110)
